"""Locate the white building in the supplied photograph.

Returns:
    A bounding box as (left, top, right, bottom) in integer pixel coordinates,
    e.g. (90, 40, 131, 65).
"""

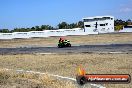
(83, 16, 114, 33)
(119, 25, 132, 32)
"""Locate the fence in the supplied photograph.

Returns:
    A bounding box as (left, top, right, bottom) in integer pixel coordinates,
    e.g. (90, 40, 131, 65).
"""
(0, 28, 98, 39)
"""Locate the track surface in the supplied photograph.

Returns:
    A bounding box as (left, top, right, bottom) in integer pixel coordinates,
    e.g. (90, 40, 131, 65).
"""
(0, 44, 132, 54)
(0, 44, 131, 88)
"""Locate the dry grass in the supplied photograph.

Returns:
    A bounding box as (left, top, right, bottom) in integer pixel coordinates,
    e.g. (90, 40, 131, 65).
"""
(0, 53, 131, 88)
(0, 33, 132, 48)
(0, 69, 76, 88)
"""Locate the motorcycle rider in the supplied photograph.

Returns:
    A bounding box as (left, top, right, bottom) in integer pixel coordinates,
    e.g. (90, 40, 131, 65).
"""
(58, 37, 71, 48)
(59, 37, 65, 43)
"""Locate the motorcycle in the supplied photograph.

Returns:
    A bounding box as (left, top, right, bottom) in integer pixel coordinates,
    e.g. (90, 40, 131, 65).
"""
(58, 40, 71, 48)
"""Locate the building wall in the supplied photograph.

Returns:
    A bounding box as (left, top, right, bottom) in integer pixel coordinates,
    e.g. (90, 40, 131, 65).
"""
(83, 16, 114, 33)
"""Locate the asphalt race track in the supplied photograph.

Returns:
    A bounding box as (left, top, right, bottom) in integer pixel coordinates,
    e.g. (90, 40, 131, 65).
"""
(0, 44, 132, 55)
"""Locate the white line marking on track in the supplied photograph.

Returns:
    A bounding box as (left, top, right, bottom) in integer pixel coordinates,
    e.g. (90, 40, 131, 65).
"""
(3, 68, 105, 88)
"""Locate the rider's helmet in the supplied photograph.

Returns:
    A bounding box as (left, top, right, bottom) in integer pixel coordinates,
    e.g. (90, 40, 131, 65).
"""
(60, 37, 65, 41)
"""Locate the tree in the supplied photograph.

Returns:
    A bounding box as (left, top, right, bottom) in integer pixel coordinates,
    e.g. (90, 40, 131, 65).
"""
(68, 23, 77, 29)
(40, 25, 54, 30)
(77, 21, 84, 28)
(0, 29, 2, 33)
(114, 25, 124, 31)
(127, 19, 131, 22)
(126, 19, 132, 25)
(41, 25, 47, 30)
(35, 26, 42, 31)
(58, 22, 68, 29)
(30, 27, 35, 31)
(1, 29, 10, 33)
(47, 25, 54, 30)
(114, 19, 132, 31)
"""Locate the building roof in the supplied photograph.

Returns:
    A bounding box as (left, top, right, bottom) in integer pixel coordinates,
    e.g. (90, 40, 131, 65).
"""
(82, 16, 114, 20)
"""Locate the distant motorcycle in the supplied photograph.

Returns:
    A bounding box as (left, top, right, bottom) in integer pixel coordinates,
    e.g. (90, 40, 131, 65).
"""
(58, 39, 71, 48)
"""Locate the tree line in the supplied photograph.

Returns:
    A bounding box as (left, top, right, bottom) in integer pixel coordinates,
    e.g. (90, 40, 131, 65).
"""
(0, 21, 84, 33)
(0, 19, 132, 33)
(114, 19, 132, 31)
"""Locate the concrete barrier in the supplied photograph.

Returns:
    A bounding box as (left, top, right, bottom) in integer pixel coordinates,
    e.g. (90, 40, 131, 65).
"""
(13, 32, 30, 39)
(119, 28, 132, 32)
(47, 30, 66, 37)
(0, 33, 14, 39)
(0, 28, 99, 39)
(29, 31, 49, 38)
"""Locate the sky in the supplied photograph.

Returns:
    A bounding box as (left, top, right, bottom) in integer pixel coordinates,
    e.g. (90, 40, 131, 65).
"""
(0, 0, 132, 30)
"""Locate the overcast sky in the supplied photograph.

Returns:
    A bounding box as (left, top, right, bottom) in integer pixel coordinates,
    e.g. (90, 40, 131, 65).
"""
(0, 0, 132, 29)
